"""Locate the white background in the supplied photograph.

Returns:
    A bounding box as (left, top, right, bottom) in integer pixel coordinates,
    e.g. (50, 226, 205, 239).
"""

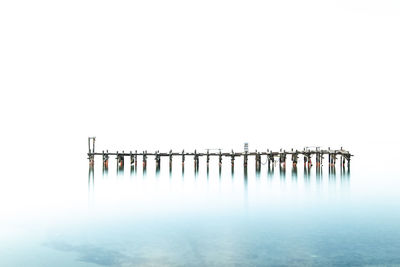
(1, 0, 399, 172)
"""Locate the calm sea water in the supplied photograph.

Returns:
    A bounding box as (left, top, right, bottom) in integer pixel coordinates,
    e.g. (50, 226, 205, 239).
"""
(1, 154, 400, 266)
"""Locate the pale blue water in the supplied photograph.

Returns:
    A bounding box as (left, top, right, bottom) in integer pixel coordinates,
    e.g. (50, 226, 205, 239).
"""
(1, 156, 400, 266)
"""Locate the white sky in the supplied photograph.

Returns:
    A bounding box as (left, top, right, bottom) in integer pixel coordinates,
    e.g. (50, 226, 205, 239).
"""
(1, 0, 399, 170)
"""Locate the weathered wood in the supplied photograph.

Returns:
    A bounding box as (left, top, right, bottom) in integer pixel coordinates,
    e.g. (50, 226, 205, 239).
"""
(88, 139, 353, 169)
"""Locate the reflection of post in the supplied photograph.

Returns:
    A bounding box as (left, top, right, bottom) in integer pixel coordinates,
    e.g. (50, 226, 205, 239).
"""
(292, 164, 297, 179)
(88, 165, 94, 193)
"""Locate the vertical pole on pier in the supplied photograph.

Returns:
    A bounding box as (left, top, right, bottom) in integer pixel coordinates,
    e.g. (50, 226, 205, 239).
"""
(88, 137, 96, 166)
(280, 151, 286, 176)
(102, 150, 106, 167)
(143, 150, 147, 172)
(120, 151, 125, 169)
(267, 153, 272, 174)
(180, 150, 184, 175)
(181, 149, 185, 171)
(255, 150, 259, 173)
(194, 150, 197, 173)
(347, 155, 350, 169)
(244, 155, 248, 176)
(102, 150, 108, 175)
(206, 150, 210, 175)
(193, 150, 199, 174)
(134, 150, 137, 171)
(130, 151, 134, 174)
(231, 150, 235, 174)
(155, 150, 161, 174)
(219, 150, 222, 177)
(292, 152, 298, 168)
(169, 150, 173, 174)
(334, 153, 337, 166)
(340, 155, 343, 168)
(116, 151, 118, 170)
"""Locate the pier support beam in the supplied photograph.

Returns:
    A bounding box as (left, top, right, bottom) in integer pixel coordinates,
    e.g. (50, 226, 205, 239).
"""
(155, 151, 160, 173)
(143, 150, 147, 171)
(231, 150, 235, 174)
(169, 150, 173, 174)
(194, 150, 199, 173)
(255, 151, 261, 173)
(102, 150, 109, 170)
(116, 151, 124, 173)
(243, 152, 248, 168)
(88, 137, 96, 166)
(134, 150, 137, 170)
(130, 151, 135, 166)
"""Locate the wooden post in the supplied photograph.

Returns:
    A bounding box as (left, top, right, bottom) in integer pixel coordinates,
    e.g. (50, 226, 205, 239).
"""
(347, 156, 350, 169)
(169, 150, 173, 173)
(103, 150, 109, 168)
(130, 151, 134, 166)
(255, 150, 258, 172)
(143, 150, 147, 169)
(219, 150, 222, 177)
(134, 150, 137, 169)
(195, 150, 198, 172)
(231, 150, 235, 173)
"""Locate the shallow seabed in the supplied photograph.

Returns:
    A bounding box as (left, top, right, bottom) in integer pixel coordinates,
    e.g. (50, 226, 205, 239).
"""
(1, 157, 400, 266)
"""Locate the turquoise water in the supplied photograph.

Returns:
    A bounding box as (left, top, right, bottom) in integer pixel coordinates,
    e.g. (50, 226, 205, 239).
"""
(1, 157, 400, 266)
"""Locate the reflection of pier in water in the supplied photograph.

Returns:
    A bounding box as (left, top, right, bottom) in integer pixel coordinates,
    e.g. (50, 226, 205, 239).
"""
(88, 138, 352, 177)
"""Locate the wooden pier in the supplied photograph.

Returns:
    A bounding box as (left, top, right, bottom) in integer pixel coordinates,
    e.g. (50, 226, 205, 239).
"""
(87, 137, 353, 172)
